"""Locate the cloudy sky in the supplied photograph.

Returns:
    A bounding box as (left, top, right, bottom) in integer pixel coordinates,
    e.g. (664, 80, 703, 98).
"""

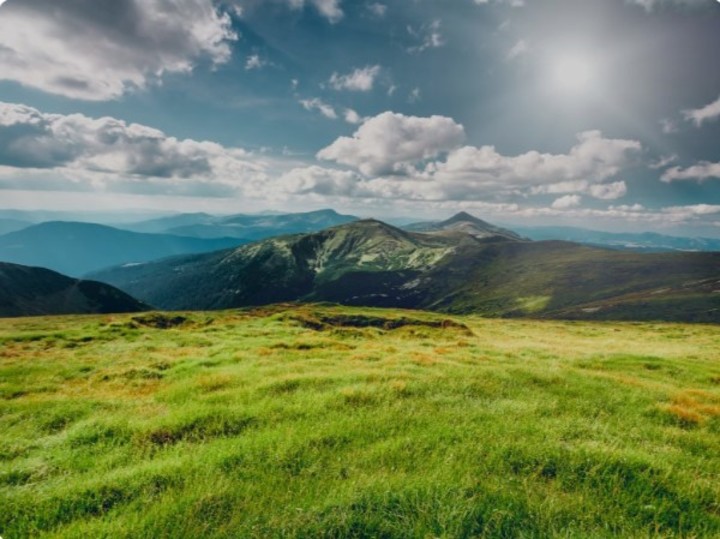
(0, 0, 719, 233)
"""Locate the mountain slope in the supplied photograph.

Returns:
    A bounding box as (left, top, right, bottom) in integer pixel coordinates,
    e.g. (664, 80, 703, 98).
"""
(124, 209, 360, 240)
(406, 212, 525, 241)
(91, 219, 720, 322)
(0, 222, 248, 276)
(0, 262, 148, 317)
(91, 220, 458, 310)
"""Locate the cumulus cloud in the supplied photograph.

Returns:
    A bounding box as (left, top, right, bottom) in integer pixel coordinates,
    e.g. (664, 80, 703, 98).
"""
(683, 95, 720, 127)
(317, 112, 466, 176)
(552, 195, 582, 209)
(424, 130, 640, 197)
(0, 0, 238, 101)
(278, 166, 363, 196)
(328, 66, 381, 92)
(315, 114, 639, 203)
(0, 101, 269, 196)
(661, 162, 720, 182)
(589, 181, 628, 200)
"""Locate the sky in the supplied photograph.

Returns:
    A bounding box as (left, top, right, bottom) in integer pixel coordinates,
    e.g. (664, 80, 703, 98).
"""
(0, 0, 719, 234)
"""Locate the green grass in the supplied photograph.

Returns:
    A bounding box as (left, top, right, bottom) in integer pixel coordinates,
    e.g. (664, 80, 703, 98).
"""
(1, 305, 719, 538)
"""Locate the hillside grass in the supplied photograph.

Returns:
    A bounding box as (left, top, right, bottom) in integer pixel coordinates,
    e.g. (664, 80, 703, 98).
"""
(1, 304, 719, 538)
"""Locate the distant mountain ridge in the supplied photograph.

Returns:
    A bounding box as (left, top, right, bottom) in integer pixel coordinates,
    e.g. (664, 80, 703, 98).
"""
(512, 225, 720, 253)
(91, 214, 720, 323)
(123, 209, 359, 240)
(0, 222, 248, 277)
(0, 218, 31, 236)
(0, 262, 148, 317)
(406, 212, 525, 241)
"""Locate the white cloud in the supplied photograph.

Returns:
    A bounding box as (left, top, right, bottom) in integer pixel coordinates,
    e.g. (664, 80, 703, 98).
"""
(649, 154, 678, 169)
(299, 98, 338, 120)
(307, 0, 344, 22)
(407, 20, 445, 53)
(344, 109, 363, 125)
(0, 101, 272, 196)
(328, 66, 381, 92)
(317, 112, 466, 176)
(424, 130, 640, 197)
(661, 162, 720, 182)
(552, 195, 582, 209)
(316, 114, 639, 203)
(367, 2, 387, 17)
(408, 88, 422, 103)
(683, 95, 720, 127)
(0, 0, 237, 101)
(299, 99, 364, 125)
(245, 55, 268, 71)
(589, 181, 628, 200)
(278, 166, 363, 196)
(507, 40, 529, 60)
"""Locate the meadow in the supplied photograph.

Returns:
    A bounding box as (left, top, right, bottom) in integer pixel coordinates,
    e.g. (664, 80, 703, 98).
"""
(1, 304, 719, 538)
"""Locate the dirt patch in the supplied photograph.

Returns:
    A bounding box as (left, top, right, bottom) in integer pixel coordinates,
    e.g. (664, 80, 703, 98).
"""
(291, 312, 473, 334)
(129, 314, 189, 329)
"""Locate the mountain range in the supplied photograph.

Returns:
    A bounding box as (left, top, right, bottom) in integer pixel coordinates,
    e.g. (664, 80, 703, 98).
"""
(122, 208, 359, 240)
(92, 214, 720, 323)
(0, 222, 248, 277)
(0, 262, 147, 317)
(510, 226, 720, 253)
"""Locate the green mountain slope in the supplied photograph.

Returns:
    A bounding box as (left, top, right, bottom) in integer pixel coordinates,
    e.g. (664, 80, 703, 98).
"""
(92, 220, 457, 310)
(0, 262, 148, 317)
(92, 216, 720, 322)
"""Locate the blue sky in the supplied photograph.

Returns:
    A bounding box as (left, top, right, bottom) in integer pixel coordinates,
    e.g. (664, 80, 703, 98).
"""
(0, 0, 719, 234)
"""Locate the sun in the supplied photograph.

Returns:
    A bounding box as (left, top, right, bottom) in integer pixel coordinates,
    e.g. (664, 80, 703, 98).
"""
(549, 53, 596, 95)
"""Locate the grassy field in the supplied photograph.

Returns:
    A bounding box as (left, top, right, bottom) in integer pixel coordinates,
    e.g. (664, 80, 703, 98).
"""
(1, 304, 719, 538)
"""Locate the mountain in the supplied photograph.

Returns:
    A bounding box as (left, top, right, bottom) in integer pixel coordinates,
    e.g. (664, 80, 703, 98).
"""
(91, 218, 720, 323)
(0, 219, 31, 236)
(406, 212, 525, 241)
(123, 209, 359, 239)
(0, 262, 148, 317)
(90, 220, 459, 310)
(512, 225, 720, 253)
(0, 222, 248, 277)
(119, 212, 217, 234)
